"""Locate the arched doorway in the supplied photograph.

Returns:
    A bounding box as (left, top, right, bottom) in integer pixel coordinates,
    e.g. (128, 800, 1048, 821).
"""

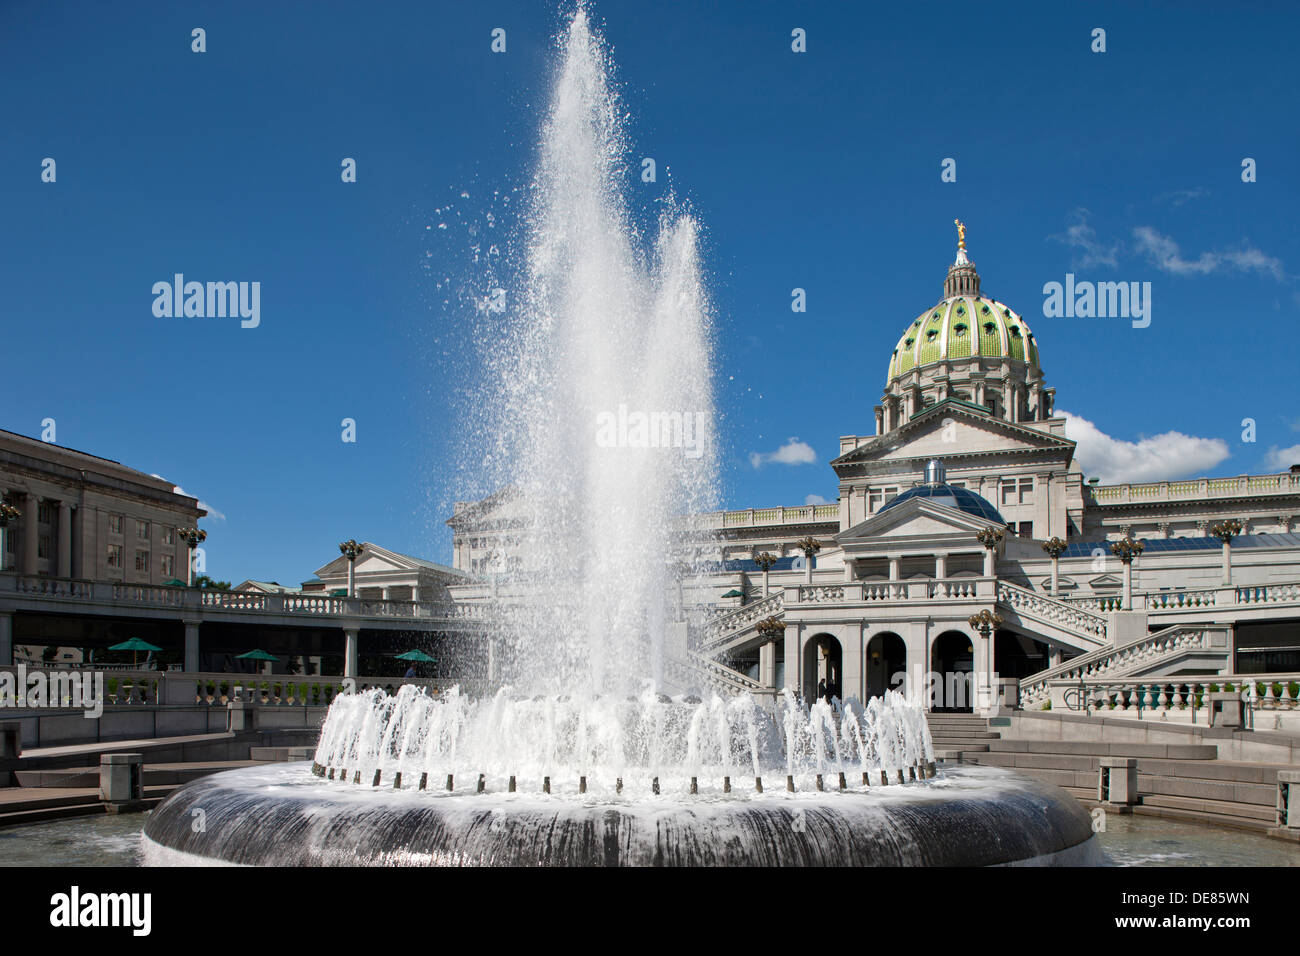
(930, 630, 975, 712)
(803, 634, 842, 703)
(865, 632, 906, 700)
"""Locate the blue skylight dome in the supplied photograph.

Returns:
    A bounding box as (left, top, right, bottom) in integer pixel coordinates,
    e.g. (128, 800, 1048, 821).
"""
(878, 483, 1006, 525)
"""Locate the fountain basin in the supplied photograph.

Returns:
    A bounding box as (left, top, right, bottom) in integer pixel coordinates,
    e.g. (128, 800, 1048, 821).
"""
(142, 763, 1100, 866)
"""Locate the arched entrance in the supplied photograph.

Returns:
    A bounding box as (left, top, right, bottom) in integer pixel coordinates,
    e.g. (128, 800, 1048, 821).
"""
(865, 632, 906, 700)
(930, 630, 975, 713)
(803, 633, 842, 703)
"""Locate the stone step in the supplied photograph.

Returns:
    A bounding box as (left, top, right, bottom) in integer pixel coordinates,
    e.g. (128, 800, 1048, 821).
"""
(1125, 802, 1274, 834)
(1137, 774, 1277, 808)
(988, 740, 1217, 760)
(930, 737, 1001, 749)
(13, 761, 252, 789)
(1139, 793, 1277, 825)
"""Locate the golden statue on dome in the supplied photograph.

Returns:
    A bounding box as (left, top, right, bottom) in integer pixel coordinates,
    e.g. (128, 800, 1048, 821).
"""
(954, 218, 967, 250)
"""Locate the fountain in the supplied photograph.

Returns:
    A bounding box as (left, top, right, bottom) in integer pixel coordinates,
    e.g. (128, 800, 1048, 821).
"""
(142, 4, 1099, 867)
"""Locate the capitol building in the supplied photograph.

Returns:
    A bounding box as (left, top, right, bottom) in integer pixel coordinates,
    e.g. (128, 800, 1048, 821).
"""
(448, 230, 1300, 715)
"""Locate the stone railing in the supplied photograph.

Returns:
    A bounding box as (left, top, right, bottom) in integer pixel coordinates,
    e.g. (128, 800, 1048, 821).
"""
(700, 591, 785, 648)
(1018, 624, 1230, 709)
(996, 581, 1108, 642)
(666, 653, 765, 695)
(1060, 582, 1300, 614)
(707, 503, 839, 529)
(0, 572, 493, 624)
(1088, 471, 1300, 504)
(1046, 673, 1300, 720)
(0, 666, 480, 709)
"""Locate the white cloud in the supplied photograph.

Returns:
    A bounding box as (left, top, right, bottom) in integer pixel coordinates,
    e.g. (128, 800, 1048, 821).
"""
(1061, 411, 1230, 483)
(1051, 208, 1120, 269)
(155, 476, 225, 521)
(1265, 444, 1300, 471)
(1132, 227, 1284, 280)
(1155, 186, 1209, 207)
(804, 494, 831, 506)
(748, 438, 817, 469)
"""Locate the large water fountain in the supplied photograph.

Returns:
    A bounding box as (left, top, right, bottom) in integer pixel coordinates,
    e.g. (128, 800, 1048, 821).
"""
(143, 4, 1098, 866)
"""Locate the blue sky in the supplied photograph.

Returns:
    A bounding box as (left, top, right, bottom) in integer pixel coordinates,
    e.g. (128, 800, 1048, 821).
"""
(2, 1, 1297, 585)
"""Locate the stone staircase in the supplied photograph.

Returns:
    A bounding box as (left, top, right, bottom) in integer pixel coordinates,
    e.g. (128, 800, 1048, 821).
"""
(938, 715, 1286, 833)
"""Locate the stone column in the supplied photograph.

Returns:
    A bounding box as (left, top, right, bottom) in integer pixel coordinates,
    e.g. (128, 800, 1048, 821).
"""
(411, 585, 422, 603)
(183, 620, 201, 672)
(761, 569, 770, 597)
(0, 612, 11, 666)
(1221, 541, 1232, 585)
(381, 586, 391, 601)
(343, 627, 359, 678)
(783, 624, 800, 695)
(1049, 647, 1063, 669)
(57, 502, 71, 578)
(1122, 560, 1133, 609)
(888, 556, 901, 581)
(934, 553, 947, 580)
(759, 640, 776, 689)
(1050, 555, 1060, 597)
(983, 546, 996, 577)
(22, 495, 39, 575)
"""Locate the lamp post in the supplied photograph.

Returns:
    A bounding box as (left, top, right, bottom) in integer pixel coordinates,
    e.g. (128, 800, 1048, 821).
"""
(0, 501, 19, 573)
(755, 552, 777, 597)
(177, 527, 207, 587)
(976, 525, 1004, 577)
(338, 539, 364, 597)
(796, 536, 821, 584)
(1110, 537, 1145, 609)
(1208, 519, 1243, 586)
(756, 616, 785, 690)
(1042, 536, 1067, 597)
(967, 609, 1004, 712)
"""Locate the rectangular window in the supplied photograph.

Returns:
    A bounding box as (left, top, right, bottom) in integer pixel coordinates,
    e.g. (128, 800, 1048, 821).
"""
(107, 544, 123, 568)
(38, 534, 51, 558)
(135, 550, 150, 573)
(137, 520, 150, 540)
(38, 501, 53, 524)
(1017, 521, 1034, 538)
(1001, 477, 1035, 506)
(162, 527, 174, 545)
(109, 514, 123, 535)
(161, 554, 175, 577)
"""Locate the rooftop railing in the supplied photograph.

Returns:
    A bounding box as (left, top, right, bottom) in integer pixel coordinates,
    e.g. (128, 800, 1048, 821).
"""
(1088, 471, 1300, 504)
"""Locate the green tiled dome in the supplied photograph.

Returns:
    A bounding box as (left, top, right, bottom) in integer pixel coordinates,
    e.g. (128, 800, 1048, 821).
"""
(887, 294, 1040, 383)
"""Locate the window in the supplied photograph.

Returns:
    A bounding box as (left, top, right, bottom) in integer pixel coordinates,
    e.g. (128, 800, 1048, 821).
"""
(161, 554, 175, 577)
(868, 486, 900, 513)
(108, 515, 123, 535)
(1000, 477, 1034, 506)
(107, 544, 123, 568)
(162, 527, 174, 545)
(38, 501, 53, 524)
(38, 534, 51, 559)
(135, 550, 150, 573)
(1017, 522, 1033, 539)
(137, 520, 150, 540)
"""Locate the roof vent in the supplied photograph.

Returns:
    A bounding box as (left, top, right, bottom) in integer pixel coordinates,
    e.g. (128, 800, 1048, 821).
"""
(924, 458, 946, 485)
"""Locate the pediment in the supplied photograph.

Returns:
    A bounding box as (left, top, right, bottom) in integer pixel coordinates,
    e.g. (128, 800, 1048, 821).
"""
(838, 496, 993, 544)
(1089, 573, 1122, 589)
(833, 403, 1074, 471)
(314, 542, 426, 578)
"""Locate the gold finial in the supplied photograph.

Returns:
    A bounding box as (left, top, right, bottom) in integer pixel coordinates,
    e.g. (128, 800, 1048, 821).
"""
(954, 219, 967, 250)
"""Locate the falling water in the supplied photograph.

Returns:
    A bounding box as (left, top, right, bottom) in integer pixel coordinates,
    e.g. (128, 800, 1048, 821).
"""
(468, 4, 717, 697)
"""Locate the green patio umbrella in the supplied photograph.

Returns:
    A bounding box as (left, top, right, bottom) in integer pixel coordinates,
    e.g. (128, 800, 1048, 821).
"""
(235, 649, 280, 662)
(161, 578, 187, 587)
(721, 589, 745, 598)
(109, 637, 162, 668)
(394, 649, 437, 662)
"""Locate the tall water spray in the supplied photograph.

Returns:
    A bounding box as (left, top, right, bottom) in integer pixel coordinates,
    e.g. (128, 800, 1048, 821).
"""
(471, 6, 718, 696)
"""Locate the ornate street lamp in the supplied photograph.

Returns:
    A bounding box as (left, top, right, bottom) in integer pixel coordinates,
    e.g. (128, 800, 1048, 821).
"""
(339, 539, 365, 597)
(795, 536, 821, 584)
(1208, 519, 1243, 584)
(0, 501, 19, 573)
(967, 608, 1003, 638)
(177, 527, 207, 587)
(755, 551, 777, 597)
(1041, 536, 1067, 597)
(755, 616, 785, 640)
(976, 525, 1004, 577)
(1110, 536, 1144, 609)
